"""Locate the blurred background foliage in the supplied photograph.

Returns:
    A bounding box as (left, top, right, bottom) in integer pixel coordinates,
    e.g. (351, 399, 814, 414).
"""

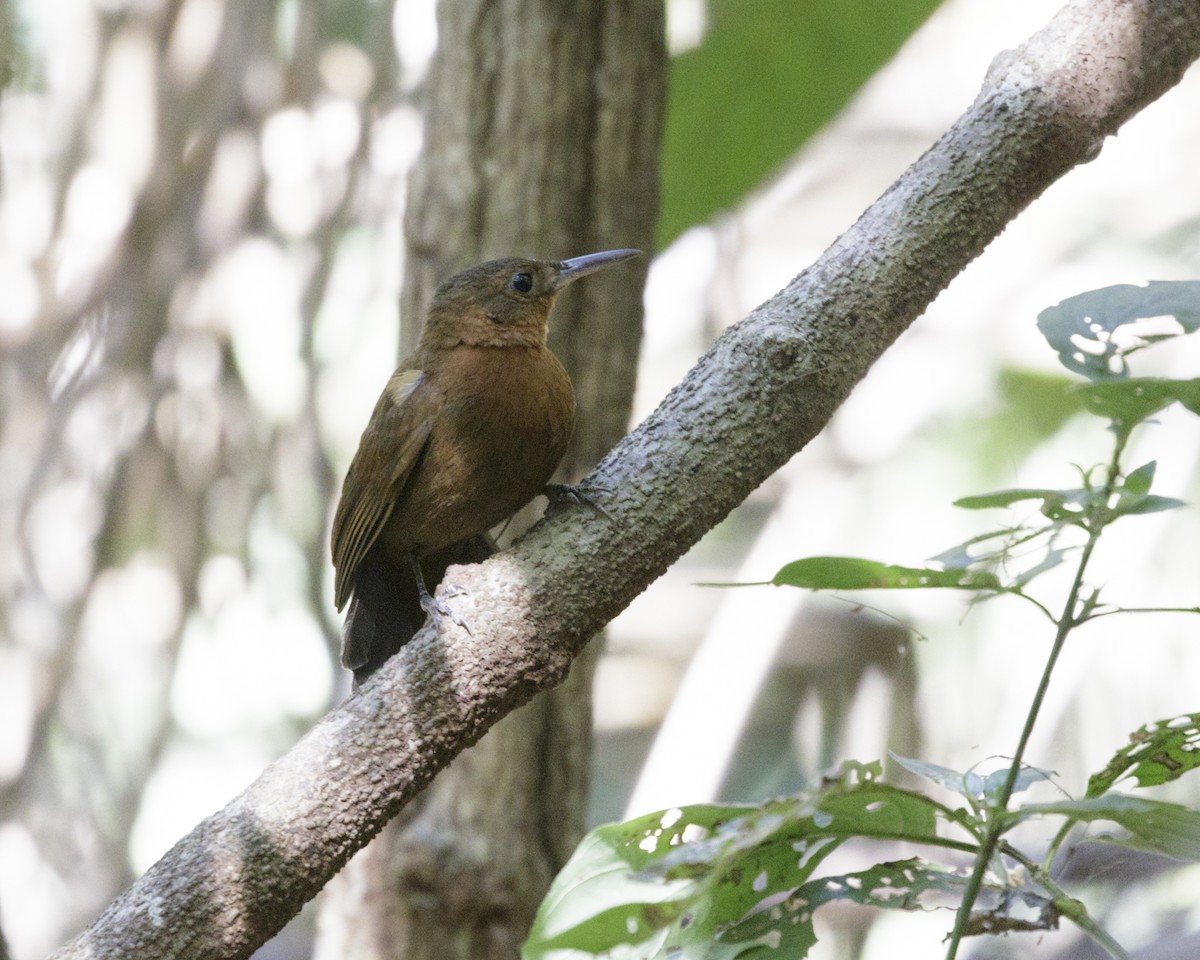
(659, 0, 938, 245)
(3, 1, 1200, 959)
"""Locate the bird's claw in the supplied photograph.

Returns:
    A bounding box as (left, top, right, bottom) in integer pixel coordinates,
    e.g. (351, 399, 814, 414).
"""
(420, 589, 471, 635)
(544, 481, 614, 520)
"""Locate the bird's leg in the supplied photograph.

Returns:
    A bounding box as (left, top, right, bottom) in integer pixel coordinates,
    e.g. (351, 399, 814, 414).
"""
(409, 552, 471, 634)
(544, 481, 614, 520)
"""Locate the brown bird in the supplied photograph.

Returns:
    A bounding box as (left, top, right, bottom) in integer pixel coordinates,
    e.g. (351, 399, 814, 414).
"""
(331, 248, 641, 682)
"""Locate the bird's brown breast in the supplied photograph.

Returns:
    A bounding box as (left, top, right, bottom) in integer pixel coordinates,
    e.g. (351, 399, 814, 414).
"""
(380, 343, 575, 555)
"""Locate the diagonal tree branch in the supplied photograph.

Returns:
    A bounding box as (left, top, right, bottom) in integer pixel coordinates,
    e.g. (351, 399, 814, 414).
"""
(52, 1, 1200, 958)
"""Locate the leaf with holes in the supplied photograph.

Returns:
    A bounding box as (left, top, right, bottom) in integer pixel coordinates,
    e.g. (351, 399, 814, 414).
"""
(719, 858, 971, 957)
(524, 765, 962, 959)
(953, 488, 1072, 511)
(523, 803, 758, 956)
(954, 486, 1103, 525)
(1036, 281, 1200, 381)
(1087, 714, 1200, 797)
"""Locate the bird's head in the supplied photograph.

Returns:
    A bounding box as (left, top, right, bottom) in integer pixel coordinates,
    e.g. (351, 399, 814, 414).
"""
(423, 248, 641, 349)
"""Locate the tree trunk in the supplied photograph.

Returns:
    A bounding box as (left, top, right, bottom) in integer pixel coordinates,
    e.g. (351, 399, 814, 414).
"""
(314, 3, 666, 958)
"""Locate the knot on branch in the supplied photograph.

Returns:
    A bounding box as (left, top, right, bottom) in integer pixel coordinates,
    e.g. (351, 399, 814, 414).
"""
(759, 324, 813, 379)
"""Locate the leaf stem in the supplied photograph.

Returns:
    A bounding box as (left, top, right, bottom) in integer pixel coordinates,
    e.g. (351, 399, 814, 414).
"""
(1006, 587, 1057, 623)
(997, 841, 1130, 960)
(1042, 818, 1075, 877)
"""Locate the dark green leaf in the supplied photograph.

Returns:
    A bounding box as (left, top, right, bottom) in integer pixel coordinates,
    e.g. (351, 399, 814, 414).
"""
(1036, 281, 1200, 381)
(771, 557, 1002, 591)
(1022, 796, 1200, 861)
(1087, 714, 1200, 797)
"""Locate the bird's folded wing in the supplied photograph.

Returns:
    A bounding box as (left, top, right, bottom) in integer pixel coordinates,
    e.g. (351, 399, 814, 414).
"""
(331, 370, 437, 610)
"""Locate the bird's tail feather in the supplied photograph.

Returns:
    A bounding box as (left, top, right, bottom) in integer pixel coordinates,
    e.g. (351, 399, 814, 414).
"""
(342, 533, 495, 686)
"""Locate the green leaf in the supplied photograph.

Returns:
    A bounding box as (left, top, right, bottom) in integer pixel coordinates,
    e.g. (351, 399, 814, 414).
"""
(955, 486, 1103, 526)
(1075, 377, 1200, 428)
(1021, 795, 1200, 861)
(727, 859, 1096, 954)
(982, 764, 1057, 805)
(771, 557, 1002, 591)
(953, 488, 1072, 510)
(928, 527, 1072, 594)
(1106, 460, 1189, 518)
(1036, 281, 1200, 381)
(890, 753, 983, 804)
(1122, 461, 1156, 496)
(813, 783, 944, 843)
(1114, 494, 1188, 516)
(524, 804, 756, 956)
(928, 526, 1032, 570)
(525, 767, 962, 959)
(1087, 714, 1200, 797)
(953, 474, 1164, 527)
(1010, 546, 1071, 588)
(720, 858, 969, 957)
(892, 754, 1055, 811)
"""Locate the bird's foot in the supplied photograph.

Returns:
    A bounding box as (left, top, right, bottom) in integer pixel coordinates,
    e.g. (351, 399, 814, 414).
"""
(544, 481, 614, 520)
(410, 553, 471, 635)
(419, 588, 471, 635)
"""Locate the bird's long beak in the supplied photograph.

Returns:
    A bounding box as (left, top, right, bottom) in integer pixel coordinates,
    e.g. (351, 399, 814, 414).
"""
(554, 248, 642, 289)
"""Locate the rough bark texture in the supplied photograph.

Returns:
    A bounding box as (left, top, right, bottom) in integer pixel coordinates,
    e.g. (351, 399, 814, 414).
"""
(51, 2, 1200, 959)
(315, 2, 666, 958)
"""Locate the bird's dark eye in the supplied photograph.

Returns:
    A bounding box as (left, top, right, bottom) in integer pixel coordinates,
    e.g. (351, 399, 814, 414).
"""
(510, 272, 533, 293)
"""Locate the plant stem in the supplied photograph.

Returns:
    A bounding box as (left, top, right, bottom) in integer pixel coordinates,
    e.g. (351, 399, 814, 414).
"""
(943, 438, 1127, 959)
(993, 839, 1129, 959)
